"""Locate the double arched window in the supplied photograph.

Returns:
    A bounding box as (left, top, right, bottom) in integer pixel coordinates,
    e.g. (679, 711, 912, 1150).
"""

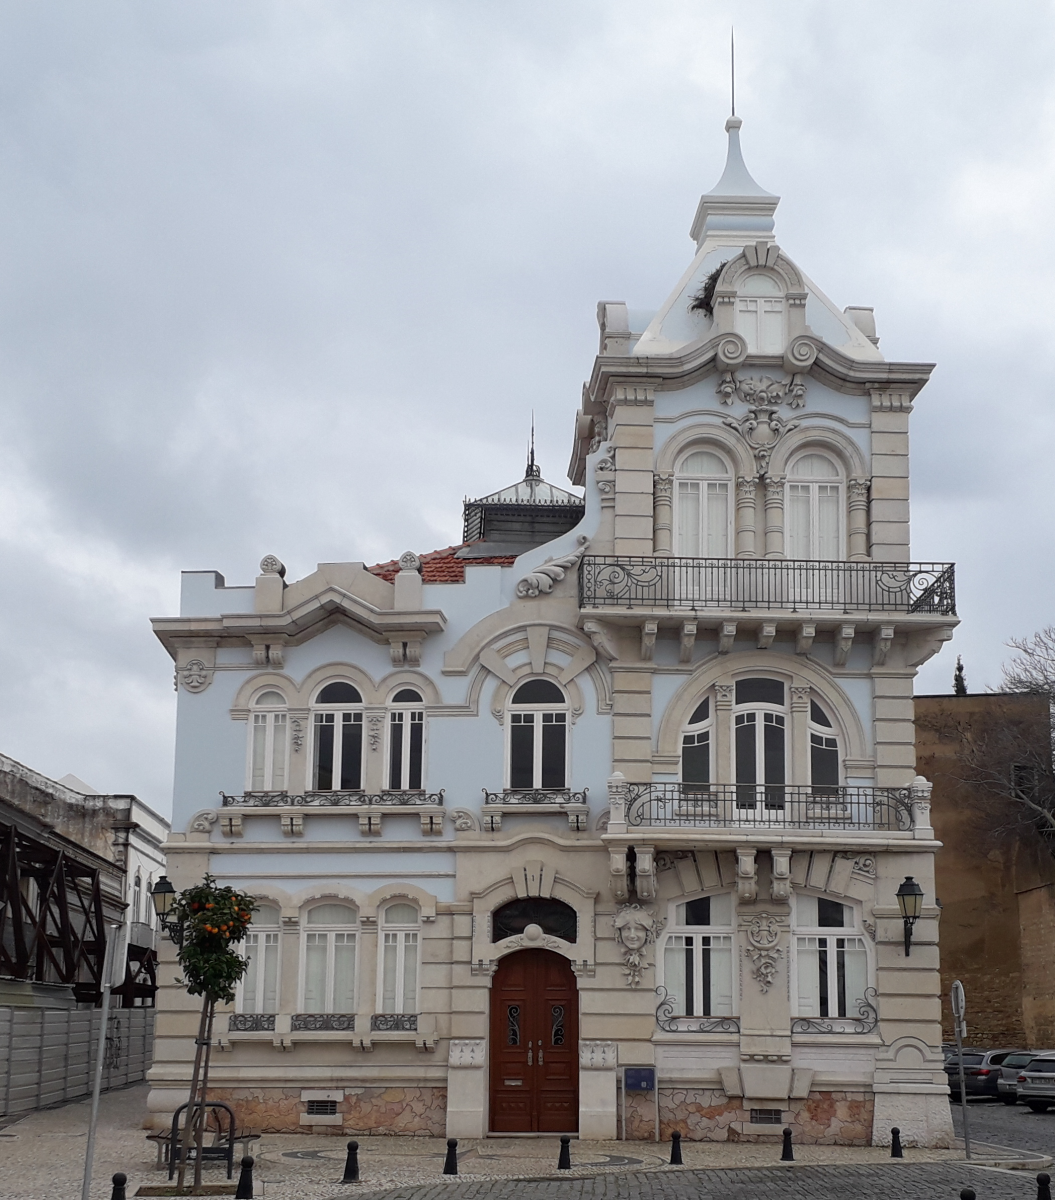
(249, 689, 288, 792)
(794, 896, 868, 1020)
(388, 688, 425, 791)
(662, 892, 735, 1017)
(240, 904, 280, 1014)
(380, 902, 419, 1015)
(312, 682, 363, 792)
(736, 272, 785, 354)
(786, 452, 843, 560)
(302, 903, 358, 1014)
(508, 679, 568, 790)
(675, 449, 732, 558)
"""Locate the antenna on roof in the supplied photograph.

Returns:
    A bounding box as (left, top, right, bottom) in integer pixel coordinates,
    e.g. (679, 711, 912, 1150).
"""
(525, 412, 541, 480)
(730, 27, 736, 117)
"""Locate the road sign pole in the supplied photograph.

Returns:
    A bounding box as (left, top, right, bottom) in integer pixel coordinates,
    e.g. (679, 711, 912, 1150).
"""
(951, 979, 971, 1160)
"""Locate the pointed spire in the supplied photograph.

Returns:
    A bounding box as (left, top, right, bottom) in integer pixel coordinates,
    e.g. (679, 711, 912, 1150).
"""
(689, 116, 780, 249)
(525, 413, 541, 482)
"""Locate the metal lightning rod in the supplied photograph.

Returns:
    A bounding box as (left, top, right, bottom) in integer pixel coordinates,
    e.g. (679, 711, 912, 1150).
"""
(730, 28, 736, 116)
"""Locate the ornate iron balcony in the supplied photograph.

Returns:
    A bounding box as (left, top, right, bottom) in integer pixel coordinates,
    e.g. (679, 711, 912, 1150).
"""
(220, 791, 444, 807)
(482, 788, 589, 806)
(291, 1013, 356, 1032)
(579, 556, 955, 614)
(625, 783, 913, 831)
(228, 1014, 275, 1032)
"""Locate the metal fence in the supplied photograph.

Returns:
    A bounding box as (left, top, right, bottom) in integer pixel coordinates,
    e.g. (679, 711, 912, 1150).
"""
(625, 784, 914, 830)
(221, 791, 444, 807)
(0, 1005, 154, 1118)
(579, 557, 956, 614)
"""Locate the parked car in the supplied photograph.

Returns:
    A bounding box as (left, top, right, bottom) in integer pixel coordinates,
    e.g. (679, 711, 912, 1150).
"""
(945, 1049, 1017, 1098)
(1016, 1056, 1055, 1112)
(997, 1051, 1055, 1105)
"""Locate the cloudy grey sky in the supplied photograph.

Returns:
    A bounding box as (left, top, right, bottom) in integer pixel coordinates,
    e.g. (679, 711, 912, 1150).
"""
(1, 1, 1053, 815)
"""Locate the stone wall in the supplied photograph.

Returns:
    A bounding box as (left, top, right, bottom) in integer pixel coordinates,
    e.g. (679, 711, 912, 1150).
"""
(207, 1087, 447, 1136)
(624, 1089, 873, 1144)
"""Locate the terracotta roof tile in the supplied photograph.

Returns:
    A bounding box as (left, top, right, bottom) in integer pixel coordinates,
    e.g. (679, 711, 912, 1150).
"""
(367, 544, 517, 585)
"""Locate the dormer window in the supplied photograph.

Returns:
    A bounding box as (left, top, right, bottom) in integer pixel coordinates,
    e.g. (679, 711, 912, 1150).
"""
(737, 272, 784, 354)
(675, 449, 732, 558)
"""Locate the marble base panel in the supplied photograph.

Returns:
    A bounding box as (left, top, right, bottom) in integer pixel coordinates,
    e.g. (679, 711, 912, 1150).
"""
(624, 1089, 875, 1145)
(206, 1086, 447, 1135)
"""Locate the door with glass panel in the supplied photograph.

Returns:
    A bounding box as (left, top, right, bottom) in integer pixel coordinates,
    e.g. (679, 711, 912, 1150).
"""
(662, 894, 734, 1020)
(785, 453, 844, 606)
(239, 905, 280, 1015)
(795, 897, 868, 1021)
(489, 950, 579, 1133)
(674, 450, 733, 604)
(302, 904, 357, 1015)
(733, 678, 786, 817)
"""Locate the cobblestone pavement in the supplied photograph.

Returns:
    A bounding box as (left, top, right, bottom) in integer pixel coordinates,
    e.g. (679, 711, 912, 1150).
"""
(0, 1084, 1047, 1200)
(951, 1097, 1055, 1159)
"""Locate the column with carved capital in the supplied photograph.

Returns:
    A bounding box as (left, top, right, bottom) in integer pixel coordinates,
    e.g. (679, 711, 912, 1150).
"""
(764, 476, 786, 559)
(790, 685, 811, 787)
(653, 473, 674, 556)
(735, 476, 758, 558)
(714, 683, 735, 786)
(848, 478, 870, 561)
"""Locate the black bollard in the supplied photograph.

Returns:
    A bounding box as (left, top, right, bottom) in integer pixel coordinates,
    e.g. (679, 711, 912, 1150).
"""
(1038, 1173, 1052, 1200)
(443, 1138, 459, 1176)
(891, 1126, 903, 1159)
(110, 1173, 127, 1200)
(558, 1134, 572, 1170)
(234, 1155, 254, 1200)
(669, 1130, 683, 1165)
(781, 1126, 794, 1162)
(960, 1191, 976, 1200)
(342, 1141, 360, 1184)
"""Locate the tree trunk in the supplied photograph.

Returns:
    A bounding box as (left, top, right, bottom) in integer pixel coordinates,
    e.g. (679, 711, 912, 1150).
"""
(177, 999, 210, 1191)
(192, 1000, 217, 1193)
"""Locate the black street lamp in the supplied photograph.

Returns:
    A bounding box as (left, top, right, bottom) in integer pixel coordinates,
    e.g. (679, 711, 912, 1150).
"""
(895, 876, 924, 956)
(150, 876, 182, 944)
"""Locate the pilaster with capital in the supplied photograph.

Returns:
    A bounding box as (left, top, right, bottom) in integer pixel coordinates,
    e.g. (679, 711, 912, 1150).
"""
(735, 475, 758, 558)
(653, 473, 673, 556)
(714, 683, 735, 786)
(848, 477, 870, 561)
(764, 476, 786, 559)
(790, 685, 811, 786)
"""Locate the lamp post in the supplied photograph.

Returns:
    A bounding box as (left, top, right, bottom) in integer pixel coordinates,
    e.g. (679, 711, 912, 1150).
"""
(150, 876, 182, 945)
(895, 876, 924, 955)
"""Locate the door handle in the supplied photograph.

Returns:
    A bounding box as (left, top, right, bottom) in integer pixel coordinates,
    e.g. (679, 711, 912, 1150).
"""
(538, 1046, 544, 1065)
(527, 1042, 533, 1066)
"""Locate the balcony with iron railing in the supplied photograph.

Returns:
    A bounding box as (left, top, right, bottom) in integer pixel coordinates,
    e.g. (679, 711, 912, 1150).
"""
(220, 791, 444, 807)
(579, 557, 955, 616)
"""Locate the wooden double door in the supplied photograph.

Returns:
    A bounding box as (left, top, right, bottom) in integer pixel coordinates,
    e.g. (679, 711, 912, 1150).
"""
(489, 949, 579, 1133)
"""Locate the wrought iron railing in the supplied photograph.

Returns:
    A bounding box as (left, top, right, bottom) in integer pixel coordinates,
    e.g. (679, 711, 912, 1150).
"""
(228, 1014, 275, 1032)
(626, 784, 913, 830)
(291, 1013, 356, 1032)
(579, 556, 955, 614)
(371, 1013, 417, 1032)
(220, 791, 444, 807)
(482, 788, 589, 806)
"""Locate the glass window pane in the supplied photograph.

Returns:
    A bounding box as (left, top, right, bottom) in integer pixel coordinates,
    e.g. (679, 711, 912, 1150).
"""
(306, 903, 357, 924)
(818, 486, 840, 559)
(510, 717, 534, 789)
(389, 711, 403, 790)
(683, 897, 710, 926)
(735, 715, 757, 785)
(787, 484, 811, 559)
(677, 481, 702, 556)
(313, 715, 334, 791)
(811, 735, 839, 788)
(682, 731, 710, 784)
(688, 698, 710, 725)
(763, 717, 785, 785)
(710, 893, 732, 926)
(709, 937, 734, 1015)
(401, 932, 418, 1013)
(680, 450, 727, 475)
(841, 938, 868, 1018)
(664, 936, 690, 1016)
(251, 716, 267, 791)
(818, 899, 848, 928)
(541, 718, 566, 789)
(271, 714, 287, 790)
(384, 903, 418, 924)
(706, 482, 729, 557)
(810, 700, 833, 728)
(304, 933, 328, 1013)
(242, 934, 261, 1013)
(340, 715, 362, 790)
(262, 933, 278, 1014)
(408, 718, 424, 790)
(382, 933, 398, 1013)
(761, 299, 784, 354)
(796, 937, 822, 1016)
(333, 933, 356, 1014)
(735, 678, 784, 706)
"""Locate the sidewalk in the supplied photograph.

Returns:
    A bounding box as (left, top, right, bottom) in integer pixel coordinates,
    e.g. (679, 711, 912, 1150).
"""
(0, 1084, 1043, 1200)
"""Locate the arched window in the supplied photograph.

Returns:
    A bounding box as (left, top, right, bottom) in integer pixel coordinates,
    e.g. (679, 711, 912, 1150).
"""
(736, 272, 784, 354)
(794, 896, 868, 1020)
(662, 892, 734, 1017)
(379, 902, 419, 1015)
(675, 449, 732, 558)
(492, 897, 577, 943)
(809, 698, 840, 794)
(680, 697, 713, 792)
(249, 689, 288, 792)
(240, 904, 280, 1014)
(388, 688, 425, 791)
(312, 682, 363, 791)
(733, 677, 786, 812)
(302, 902, 358, 1014)
(508, 679, 567, 790)
(786, 452, 843, 561)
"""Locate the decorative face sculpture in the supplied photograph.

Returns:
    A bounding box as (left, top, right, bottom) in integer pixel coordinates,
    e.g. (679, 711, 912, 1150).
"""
(614, 904, 656, 951)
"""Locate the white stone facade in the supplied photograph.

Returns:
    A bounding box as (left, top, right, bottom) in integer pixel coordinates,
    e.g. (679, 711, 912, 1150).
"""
(147, 117, 956, 1145)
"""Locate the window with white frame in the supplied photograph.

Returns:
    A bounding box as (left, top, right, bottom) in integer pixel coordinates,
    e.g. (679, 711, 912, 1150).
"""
(675, 449, 732, 558)
(302, 903, 357, 1014)
(733, 677, 787, 810)
(249, 689, 289, 792)
(736, 272, 785, 354)
(680, 697, 713, 789)
(508, 679, 567, 790)
(312, 682, 364, 791)
(240, 904, 280, 1014)
(662, 893, 734, 1017)
(795, 896, 868, 1019)
(379, 902, 419, 1014)
(809, 699, 840, 793)
(388, 688, 425, 790)
(786, 452, 843, 561)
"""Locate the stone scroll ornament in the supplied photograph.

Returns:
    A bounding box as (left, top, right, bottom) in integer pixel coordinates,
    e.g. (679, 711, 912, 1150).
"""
(614, 903, 663, 987)
(515, 536, 590, 599)
(744, 911, 784, 994)
(179, 659, 213, 693)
